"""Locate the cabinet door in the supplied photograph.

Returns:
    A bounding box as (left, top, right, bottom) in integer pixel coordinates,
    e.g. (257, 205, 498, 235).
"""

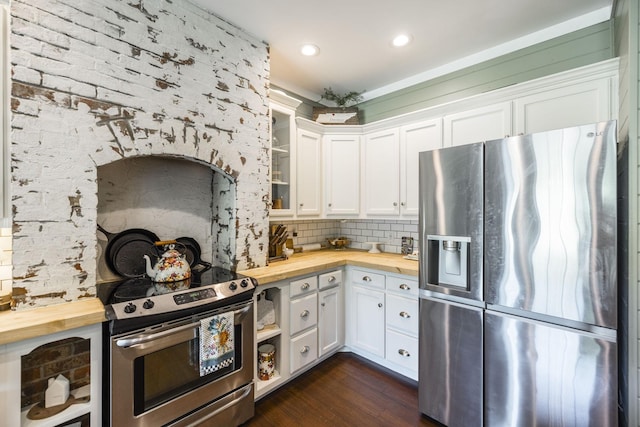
(351, 285, 385, 357)
(296, 128, 322, 216)
(364, 129, 400, 216)
(443, 102, 512, 147)
(514, 79, 612, 135)
(270, 102, 297, 216)
(324, 134, 360, 215)
(399, 119, 442, 216)
(318, 286, 343, 357)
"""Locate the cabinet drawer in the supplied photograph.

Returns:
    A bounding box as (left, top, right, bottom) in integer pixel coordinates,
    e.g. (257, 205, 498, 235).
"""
(290, 328, 318, 373)
(290, 276, 318, 297)
(351, 270, 385, 290)
(386, 276, 418, 297)
(290, 293, 318, 335)
(319, 270, 342, 289)
(385, 329, 418, 372)
(385, 294, 418, 336)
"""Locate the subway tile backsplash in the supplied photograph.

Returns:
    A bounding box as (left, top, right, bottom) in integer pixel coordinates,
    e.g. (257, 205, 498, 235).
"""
(269, 219, 419, 254)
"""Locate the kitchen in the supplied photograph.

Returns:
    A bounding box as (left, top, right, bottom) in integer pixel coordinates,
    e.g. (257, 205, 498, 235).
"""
(0, 0, 637, 426)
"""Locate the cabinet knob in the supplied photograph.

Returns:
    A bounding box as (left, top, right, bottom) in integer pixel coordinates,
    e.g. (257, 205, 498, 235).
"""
(299, 203, 304, 207)
(328, 275, 336, 282)
(328, 203, 332, 207)
(393, 202, 398, 206)
(300, 309, 310, 318)
(301, 282, 310, 290)
(399, 311, 410, 318)
(400, 202, 406, 207)
(399, 284, 410, 291)
(321, 302, 326, 307)
(378, 303, 383, 308)
(300, 345, 310, 354)
(398, 349, 411, 357)
(363, 276, 372, 282)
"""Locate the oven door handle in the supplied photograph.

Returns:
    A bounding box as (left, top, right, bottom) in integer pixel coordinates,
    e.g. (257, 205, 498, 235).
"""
(115, 303, 253, 348)
(116, 321, 200, 348)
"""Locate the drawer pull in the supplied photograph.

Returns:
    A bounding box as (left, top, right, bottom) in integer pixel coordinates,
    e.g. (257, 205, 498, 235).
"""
(378, 303, 383, 308)
(300, 345, 310, 354)
(363, 276, 372, 282)
(399, 311, 410, 318)
(328, 275, 336, 282)
(321, 302, 326, 307)
(399, 284, 410, 291)
(301, 282, 310, 290)
(398, 349, 411, 357)
(300, 309, 310, 318)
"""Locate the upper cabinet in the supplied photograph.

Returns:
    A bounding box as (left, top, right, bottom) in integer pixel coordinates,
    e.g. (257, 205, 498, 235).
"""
(270, 91, 302, 217)
(514, 77, 613, 135)
(443, 102, 512, 147)
(296, 126, 322, 216)
(324, 133, 360, 216)
(399, 119, 442, 216)
(364, 129, 400, 216)
(268, 59, 617, 221)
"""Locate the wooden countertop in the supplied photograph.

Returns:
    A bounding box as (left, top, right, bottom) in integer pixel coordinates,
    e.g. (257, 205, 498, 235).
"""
(0, 298, 106, 346)
(0, 250, 417, 346)
(238, 249, 418, 285)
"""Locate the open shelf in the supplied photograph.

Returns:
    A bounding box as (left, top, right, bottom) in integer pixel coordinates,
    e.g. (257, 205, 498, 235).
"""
(257, 324, 281, 343)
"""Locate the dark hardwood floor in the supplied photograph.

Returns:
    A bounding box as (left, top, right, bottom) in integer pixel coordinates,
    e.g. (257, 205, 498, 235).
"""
(243, 352, 441, 427)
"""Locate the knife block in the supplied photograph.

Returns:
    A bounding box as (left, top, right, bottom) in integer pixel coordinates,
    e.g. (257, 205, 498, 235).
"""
(269, 225, 288, 261)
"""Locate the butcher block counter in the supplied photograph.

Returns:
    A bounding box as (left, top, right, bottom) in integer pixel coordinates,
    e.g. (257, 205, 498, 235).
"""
(238, 249, 418, 285)
(0, 250, 417, 346)
(0, 298, 106, 346)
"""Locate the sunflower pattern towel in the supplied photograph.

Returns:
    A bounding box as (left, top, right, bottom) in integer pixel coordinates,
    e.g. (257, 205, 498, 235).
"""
(199, 311, 234, 376)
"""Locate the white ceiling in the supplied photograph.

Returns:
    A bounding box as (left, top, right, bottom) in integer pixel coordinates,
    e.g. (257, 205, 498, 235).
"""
(191, 0, 614, 104)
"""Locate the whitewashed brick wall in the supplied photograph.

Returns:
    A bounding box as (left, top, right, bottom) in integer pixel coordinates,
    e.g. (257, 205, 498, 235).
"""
(9, 0, 270, 307)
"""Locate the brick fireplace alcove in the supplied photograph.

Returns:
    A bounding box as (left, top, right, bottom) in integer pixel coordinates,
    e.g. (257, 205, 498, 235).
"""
(9, 0, 271, 308)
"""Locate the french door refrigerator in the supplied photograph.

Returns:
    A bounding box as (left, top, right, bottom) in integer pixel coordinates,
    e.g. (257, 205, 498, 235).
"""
(418, 121, 618, 427)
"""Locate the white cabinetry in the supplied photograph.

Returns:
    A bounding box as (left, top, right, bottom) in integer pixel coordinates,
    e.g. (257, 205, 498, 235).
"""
(324, 133, 360, 216)
(514, 78, 613, 135)
(289, 276, 318, 373)
(347, 268, 419, 379)
(318, 270, 343, 357)
(399, 119, 443, 216)
(349, 270, 386, 357)
(363, 129, 400, 216)
(270, 90, 301, 217)
(255, 269, 344, 398)
(384, 276, 419, 373)
(443, 102, 512, 147)
(296, 127, 322, 216)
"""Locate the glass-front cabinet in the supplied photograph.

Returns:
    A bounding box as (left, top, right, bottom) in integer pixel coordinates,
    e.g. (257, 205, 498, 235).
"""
(270, 90, 301, 217)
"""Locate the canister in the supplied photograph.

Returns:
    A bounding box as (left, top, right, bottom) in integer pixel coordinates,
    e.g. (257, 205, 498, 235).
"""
(258, 344, 276, 380)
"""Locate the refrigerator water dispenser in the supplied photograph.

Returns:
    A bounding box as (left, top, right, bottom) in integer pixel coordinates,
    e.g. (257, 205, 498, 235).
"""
(426, 235, 470, 289)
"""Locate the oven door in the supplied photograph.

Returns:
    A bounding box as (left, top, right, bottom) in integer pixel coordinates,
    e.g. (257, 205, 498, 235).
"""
(109, 299, 254, 427)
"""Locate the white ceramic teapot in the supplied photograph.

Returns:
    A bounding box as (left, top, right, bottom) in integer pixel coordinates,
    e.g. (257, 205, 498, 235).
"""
(143, 241, 191, 282)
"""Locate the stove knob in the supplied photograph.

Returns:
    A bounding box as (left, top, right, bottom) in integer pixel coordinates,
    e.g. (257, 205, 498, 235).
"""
(124, 303, 137, 314)
(229, 282, 238, 291)
(240, 279, 249, 288)
(143, 299, 155, 310)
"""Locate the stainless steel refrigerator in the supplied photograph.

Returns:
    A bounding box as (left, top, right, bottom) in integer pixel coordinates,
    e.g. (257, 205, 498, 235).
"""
(418, 121, 618, 427)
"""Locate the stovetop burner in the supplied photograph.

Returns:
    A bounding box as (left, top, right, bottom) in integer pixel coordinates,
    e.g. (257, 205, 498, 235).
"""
(98, 266, 257, 334)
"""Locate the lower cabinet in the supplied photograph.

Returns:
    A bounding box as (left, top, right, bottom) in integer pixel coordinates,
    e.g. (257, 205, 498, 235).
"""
(347, 267, 419, 380)
(254, 269, 344, 400)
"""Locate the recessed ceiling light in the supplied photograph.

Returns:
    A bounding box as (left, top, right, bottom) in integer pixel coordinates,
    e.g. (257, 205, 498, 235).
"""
(392, 34, 412, 47)
(301, 44, 320, 56)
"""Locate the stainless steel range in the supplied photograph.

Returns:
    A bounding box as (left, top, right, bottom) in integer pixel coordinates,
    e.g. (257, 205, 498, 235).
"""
(98, 267, 257, 427)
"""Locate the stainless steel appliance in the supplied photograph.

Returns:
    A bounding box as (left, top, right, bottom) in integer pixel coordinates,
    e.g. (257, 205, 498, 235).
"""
(418, 121, 618, 426)
(98, 267, 257, 427)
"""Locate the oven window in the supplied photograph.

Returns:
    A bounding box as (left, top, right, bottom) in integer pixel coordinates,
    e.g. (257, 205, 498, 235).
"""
(133, 325, 241, 415)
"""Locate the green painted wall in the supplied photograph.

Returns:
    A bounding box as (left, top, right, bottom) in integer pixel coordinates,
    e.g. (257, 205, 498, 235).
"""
(357, 21, 614, 123)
